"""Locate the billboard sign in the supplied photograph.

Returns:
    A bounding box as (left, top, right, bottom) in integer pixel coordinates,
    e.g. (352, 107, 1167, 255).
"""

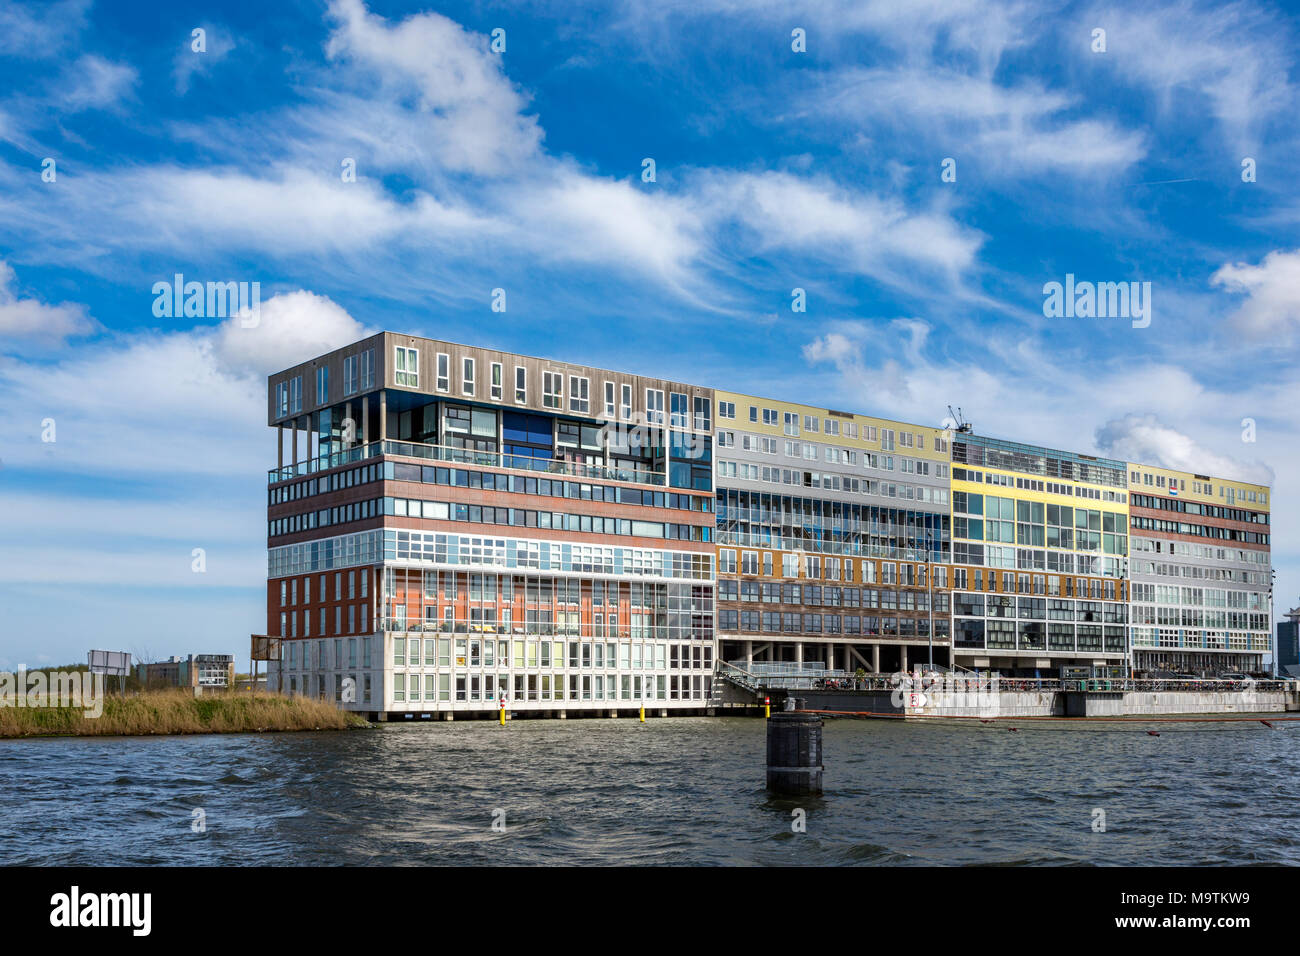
(250, 636, 281, 661)
(88, 650, 132, 677)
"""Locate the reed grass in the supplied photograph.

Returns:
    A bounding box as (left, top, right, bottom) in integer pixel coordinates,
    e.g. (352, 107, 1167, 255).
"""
(0, 689, 368, 738)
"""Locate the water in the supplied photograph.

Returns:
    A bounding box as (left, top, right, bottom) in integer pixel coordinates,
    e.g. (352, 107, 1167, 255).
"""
(2, 717, 1297, 865)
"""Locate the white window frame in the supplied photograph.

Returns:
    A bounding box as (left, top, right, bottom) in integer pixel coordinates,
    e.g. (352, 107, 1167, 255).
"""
(435, 352, 449, 392)
(514, 366, 527, 404)
(646, 388, 664, 424)
(490, 362, 503, 400)
(569, 375, 590, 413)
(543, 371, 563, 409)
(670, 391, 688, 428)
(343, 355, 358, 396)
(395, 347, 419, 388)
(359, 348, 374, 390)
(462, 357, 475, 396)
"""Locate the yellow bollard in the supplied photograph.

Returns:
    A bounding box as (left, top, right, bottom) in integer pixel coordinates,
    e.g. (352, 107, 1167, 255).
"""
(499, 702, 506, 726)
(639, 705, 645, 723)
(764, 695, 771, 719)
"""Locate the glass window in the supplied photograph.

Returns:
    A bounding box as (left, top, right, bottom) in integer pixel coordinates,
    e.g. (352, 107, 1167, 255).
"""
(543, 371, 562, 409)
(568, 376, 590, 413)
(395, 347, 420, 388)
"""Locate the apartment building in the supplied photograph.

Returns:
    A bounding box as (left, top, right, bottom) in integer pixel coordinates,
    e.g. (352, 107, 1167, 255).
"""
(264, 335, 1274, 717)
(1126, 465, 1272, 674)
(713, 390, 954, 674)
(265, 333, 717, 718)
(947, 436, 1132, 673)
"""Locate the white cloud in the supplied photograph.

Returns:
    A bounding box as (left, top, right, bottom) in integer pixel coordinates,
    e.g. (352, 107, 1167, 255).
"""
(1084, 1, 1296, 151)
(699, 172, 982, 288)
(0, 0, 89, 58)
(0, 260, 93, 344)
(0, 290, 363, 478)
(1211, 249, 1300, 341)
(136, 165, 485, 253)
(173, 24, 235, 95)
(0, 0, 1005, 315)
(814, 68, 1146, 175)
(1095, 413, 1273, 485)
(60, 54, 137, 111)
(512, 169, 706, 291)
(608, 0, 1036, 70)
(798, 318, 1279, 482)
(802, 331, 859, 366)
(980, 118, 1146, 173)
(213, 289, 371, 377)
(324, 0, 543, 176)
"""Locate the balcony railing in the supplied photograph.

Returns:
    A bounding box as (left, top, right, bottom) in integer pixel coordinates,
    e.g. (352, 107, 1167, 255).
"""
(269, 439, 666, 487)
(377, 617, 704, 641)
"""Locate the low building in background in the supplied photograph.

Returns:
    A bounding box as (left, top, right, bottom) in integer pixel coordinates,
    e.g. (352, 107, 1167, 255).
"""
(136, 654, 235, 692)
(1277, 606, 1300, 678)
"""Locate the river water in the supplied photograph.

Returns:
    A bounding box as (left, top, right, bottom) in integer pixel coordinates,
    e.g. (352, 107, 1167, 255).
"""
(2, 717, 1297, 865)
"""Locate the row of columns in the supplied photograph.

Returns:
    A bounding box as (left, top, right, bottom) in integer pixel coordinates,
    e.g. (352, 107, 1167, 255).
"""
(740, 640, 895, 674)
(275, 392, 387, 473)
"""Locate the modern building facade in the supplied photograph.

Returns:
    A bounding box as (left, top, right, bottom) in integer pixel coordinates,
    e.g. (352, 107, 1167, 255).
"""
(1126, 465, 1272, 674)
(713, 389, 954, 675)
(266, 333, 717, 718)
(265, 334, 1274, 717)
(947, 435, 1133, 674)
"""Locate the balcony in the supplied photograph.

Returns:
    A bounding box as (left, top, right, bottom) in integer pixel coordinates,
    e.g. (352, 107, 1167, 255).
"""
(269, 439, 667, 487)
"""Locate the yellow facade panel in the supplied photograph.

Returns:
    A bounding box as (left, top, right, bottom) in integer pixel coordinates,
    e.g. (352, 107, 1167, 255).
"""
(1125, 462, 1270, 512)
(715, 388, 951, 463)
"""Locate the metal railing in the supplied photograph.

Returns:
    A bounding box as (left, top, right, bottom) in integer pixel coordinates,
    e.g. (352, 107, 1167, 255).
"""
(739, 661, 832, 675)
(714, 530, 937, 562)
(1063, 678, 1293, 693)
(377, 617, 703, 642)
(716, 663, 1298, 697)
(270, 439, 667, 487)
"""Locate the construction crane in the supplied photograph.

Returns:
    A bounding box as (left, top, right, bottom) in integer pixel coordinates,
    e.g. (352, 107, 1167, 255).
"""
(946, 405, 973, 434)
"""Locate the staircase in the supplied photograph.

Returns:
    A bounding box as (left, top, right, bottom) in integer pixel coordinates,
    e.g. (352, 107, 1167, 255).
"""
(715, 660, 762, 694)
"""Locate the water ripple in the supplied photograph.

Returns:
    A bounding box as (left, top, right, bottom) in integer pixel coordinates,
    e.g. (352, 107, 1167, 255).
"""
(1, 718, 1297, 865)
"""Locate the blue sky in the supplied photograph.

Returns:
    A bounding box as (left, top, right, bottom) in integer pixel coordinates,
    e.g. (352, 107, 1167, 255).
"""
(1, 0, 1298, 668)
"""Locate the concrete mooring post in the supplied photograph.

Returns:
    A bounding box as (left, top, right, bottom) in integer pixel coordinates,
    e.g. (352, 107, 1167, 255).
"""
(766, 698, 823, 795)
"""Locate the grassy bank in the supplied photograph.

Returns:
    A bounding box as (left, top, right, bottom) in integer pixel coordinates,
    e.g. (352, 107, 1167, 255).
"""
(0, 689, 369, 739)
